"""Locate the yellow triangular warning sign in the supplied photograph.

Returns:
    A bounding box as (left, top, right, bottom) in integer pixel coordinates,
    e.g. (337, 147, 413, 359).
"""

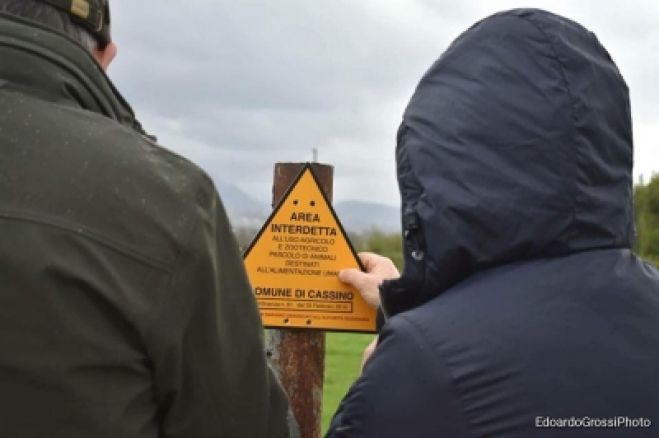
(244, 164, 376, 332)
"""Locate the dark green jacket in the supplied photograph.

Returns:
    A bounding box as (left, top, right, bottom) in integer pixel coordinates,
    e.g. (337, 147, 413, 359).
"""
(0, 13, 292, 438)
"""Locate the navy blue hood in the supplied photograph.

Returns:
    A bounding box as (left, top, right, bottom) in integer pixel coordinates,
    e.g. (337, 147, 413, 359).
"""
(381, 9, 634, 316)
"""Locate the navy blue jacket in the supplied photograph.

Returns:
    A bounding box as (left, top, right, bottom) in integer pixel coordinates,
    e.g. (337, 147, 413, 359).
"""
(328, 9, 659, 437)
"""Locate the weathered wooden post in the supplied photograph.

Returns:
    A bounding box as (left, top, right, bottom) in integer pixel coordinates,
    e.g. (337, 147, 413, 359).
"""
(243, 162, 376, 437)
(265, 162, 332, 438)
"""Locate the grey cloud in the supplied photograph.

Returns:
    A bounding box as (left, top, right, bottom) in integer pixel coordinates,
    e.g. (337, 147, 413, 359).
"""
(112, 0, 446, 114)
(108, 0, 659, 205)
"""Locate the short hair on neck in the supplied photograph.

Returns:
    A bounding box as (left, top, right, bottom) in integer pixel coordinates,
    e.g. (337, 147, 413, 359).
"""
(0, 0, 98, 52)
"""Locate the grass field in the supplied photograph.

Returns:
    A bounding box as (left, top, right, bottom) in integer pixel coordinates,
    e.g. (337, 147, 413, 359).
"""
(321, 332, 375, 434)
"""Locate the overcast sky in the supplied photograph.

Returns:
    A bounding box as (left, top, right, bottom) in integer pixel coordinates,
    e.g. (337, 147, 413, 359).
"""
(109, 0, 658, 207)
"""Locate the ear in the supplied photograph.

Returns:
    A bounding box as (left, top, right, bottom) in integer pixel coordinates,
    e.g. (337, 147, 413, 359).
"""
(93, 42, 118, 71)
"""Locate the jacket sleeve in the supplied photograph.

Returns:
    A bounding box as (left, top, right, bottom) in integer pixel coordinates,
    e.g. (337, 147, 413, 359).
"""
(146, 185, 294, 438)
(326, 315, 468, 438)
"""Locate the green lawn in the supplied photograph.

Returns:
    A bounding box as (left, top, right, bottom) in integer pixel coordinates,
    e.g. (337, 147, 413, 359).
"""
(321, 332, 375, 434)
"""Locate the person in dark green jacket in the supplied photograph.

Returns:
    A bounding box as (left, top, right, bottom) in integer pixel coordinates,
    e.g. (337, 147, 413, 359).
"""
(0, 1, 295, 436)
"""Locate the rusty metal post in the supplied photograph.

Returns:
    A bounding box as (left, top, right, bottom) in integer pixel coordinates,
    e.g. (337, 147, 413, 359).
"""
(265, 162, 332, 438)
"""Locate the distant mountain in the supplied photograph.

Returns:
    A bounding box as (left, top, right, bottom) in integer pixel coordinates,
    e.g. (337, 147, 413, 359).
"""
(214, 180, 400, 234)
(334, 201, 400, 234)
(215, 180, 268, 228)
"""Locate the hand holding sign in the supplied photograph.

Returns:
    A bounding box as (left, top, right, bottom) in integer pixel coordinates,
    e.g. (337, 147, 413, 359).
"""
(338, 252, 400, 309)
(338, 252, 399, 370)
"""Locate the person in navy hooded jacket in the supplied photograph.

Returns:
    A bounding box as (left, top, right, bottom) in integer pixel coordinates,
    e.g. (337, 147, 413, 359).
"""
(327, 8, 659, 438)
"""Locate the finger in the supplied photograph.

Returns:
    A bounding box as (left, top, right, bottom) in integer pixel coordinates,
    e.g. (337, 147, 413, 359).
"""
(375, 259, 400, 279)
(359, 252, 400, 279)
(338, 269, 373, 291)
(357, 252, 385, 272)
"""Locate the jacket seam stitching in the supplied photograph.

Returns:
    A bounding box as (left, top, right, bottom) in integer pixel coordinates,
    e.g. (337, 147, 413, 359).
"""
(510, 13, 582, 246)
(0, 211, 172, 272)
(146, 217, 200, 415)
(400, 314, 477, 438)
(141, 178, 211, 415)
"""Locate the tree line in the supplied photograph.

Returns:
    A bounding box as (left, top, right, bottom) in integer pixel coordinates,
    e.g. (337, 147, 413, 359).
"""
(635, 174, 659, 265)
